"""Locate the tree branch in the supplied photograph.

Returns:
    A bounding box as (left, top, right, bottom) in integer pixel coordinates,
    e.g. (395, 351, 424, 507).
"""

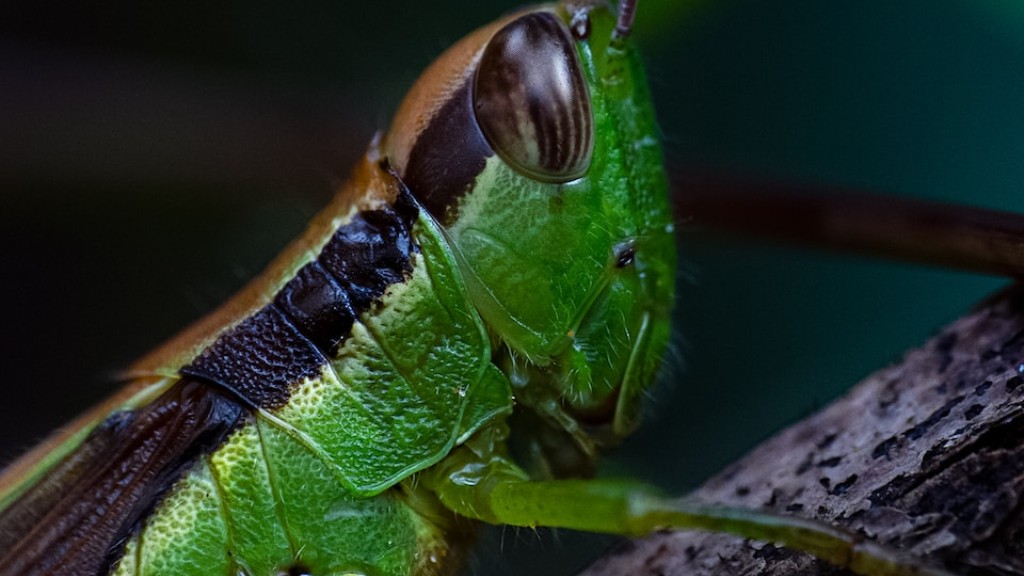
(582, 285, 1024, 575)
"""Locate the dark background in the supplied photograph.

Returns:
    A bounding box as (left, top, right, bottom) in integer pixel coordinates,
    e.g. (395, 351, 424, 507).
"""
(1, 0, 1021, 574)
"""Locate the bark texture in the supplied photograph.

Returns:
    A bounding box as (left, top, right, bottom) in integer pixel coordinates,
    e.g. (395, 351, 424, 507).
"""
(582, 286, 1024, 576)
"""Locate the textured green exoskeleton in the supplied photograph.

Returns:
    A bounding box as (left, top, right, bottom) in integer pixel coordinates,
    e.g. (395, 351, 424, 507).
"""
(0, 3, 672, 574)
(0, 2, 959, 576)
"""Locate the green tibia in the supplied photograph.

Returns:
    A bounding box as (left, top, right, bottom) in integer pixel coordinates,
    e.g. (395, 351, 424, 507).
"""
(442, 5, 675, 429)
(424, 426, 957, 576)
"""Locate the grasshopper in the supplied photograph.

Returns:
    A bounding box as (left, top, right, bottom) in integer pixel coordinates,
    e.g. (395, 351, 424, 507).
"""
(1, 1, 1014, 575)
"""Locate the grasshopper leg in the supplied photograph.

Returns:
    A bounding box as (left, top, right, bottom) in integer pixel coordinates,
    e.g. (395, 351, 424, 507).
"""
(424, 440, 956, 576)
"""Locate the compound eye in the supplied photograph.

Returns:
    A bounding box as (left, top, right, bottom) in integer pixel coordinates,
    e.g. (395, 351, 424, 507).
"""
(473, 12, 593, 183)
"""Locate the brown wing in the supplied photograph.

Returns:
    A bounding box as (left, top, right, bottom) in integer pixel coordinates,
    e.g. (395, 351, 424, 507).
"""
(0, 380, 244, 576)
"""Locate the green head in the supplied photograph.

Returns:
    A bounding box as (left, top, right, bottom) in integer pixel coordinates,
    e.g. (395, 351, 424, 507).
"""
(385, 0, 674, 451)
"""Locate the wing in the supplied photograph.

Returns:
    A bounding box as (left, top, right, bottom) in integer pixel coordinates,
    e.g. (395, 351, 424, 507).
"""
(0, 379, 243, 576)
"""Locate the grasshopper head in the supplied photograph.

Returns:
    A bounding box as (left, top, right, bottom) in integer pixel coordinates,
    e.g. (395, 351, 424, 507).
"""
(384, 1, 675, 464)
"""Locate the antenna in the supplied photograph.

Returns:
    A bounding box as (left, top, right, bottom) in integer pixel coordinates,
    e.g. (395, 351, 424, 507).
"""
(614, 0, 638, 40)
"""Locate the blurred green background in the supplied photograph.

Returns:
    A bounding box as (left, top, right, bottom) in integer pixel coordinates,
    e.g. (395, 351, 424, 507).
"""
(0, 0, 1021, 574)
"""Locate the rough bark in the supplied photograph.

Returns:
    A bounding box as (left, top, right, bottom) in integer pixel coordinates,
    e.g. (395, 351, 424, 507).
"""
(581, 286, 1024, 576)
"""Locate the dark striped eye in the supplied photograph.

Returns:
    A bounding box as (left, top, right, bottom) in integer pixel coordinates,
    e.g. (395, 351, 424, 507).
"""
(473, 12, 593, 183)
